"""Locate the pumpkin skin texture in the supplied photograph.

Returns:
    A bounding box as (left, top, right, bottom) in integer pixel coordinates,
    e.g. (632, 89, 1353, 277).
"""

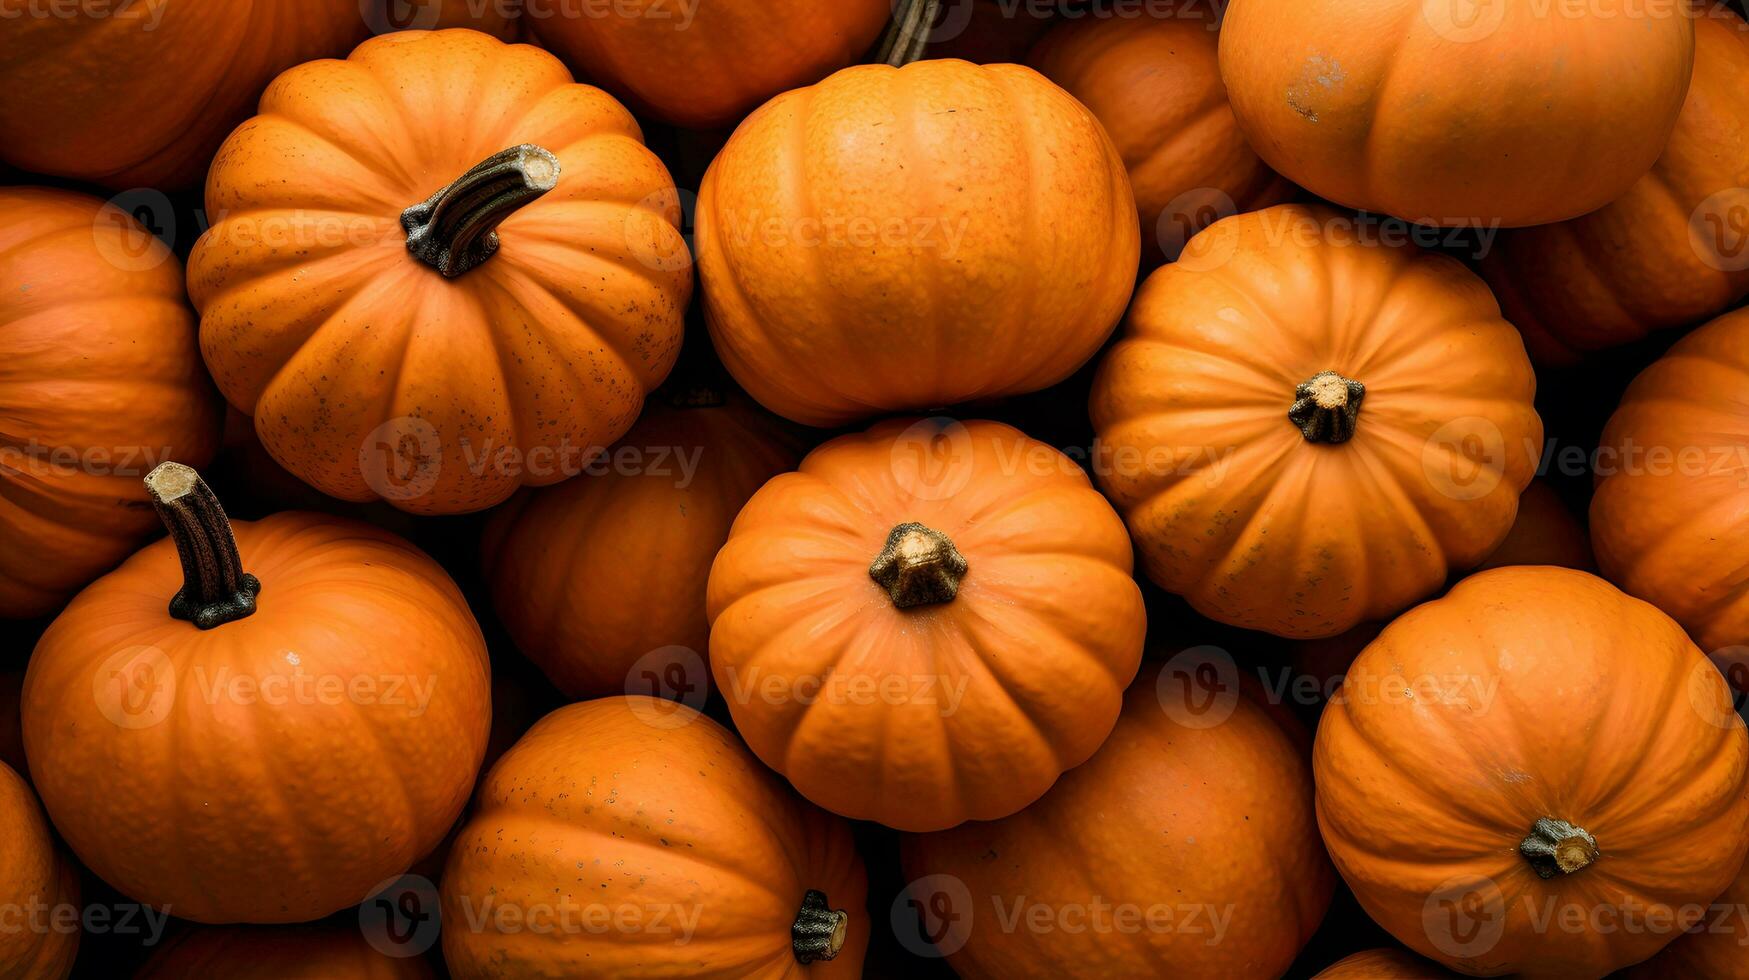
(1089, 204, 1542, 639)
(1316, 567, 1749, 979)
(1478, 10, 1749, 364)
(1629, 853, 1749, 979)
(706, 418, 1146, 832)
(1592, 308, 1749, 653)
(1313, 948, 1458, 979)
(899, 666, 1332, 977)
(482, 392, 798, 699)
(1218, 0, 1694, 227)
(696, 60, 1140, 427)
(0, 0, 365, 189)
(137, 924, 436, 979)
(439, 697, 869, 979)
(0, 762, 79, 980)
(23, 472, 491, 925)
(0, 188, 221, 618)
(188, 30, 692, 516)
(527, 0, 890, 129)
(1028, 6, 1292, 264)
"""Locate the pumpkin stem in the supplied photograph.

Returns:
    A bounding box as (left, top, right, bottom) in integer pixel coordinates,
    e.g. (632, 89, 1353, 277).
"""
(875, 0, 942, 67)
(144, 463, 260, 630)
(792, 890, 849, 965)
(402, 144, 560, 278)
(1520, 817, 1599, 878)
(870, 522, 967, 609)
(1289, 371, 1366, 443)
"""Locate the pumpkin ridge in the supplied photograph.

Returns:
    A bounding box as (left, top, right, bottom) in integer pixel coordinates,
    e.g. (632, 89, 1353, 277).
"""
(949, 607, 1110, 777)
(957, 580, 1140, 695)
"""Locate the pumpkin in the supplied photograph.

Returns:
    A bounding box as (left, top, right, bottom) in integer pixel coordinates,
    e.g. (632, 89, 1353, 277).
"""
(1316, 566, 1749, 978)
(483, 388, 798, 699)
(1089, 203, 1542, 639)
(0, 187, 221, 618)
(1028, 5, 1292, 263)
(1629, 851, 1749, 979)
(696, 60, 1140, 427)
(706, 417, 1146, 831)
(1592, 307, 1749, 653)
(1218, 0, 1694, 227)
(1313, 948, 1458, 979)
(0, 0, 365, 188)
(1478, 10, 1749, 364)
(899, 664, 1332, 977)
(526, 0, 892, 129)
(138, 923, 436, 979)
(929, 0, 1057, 64)
(440, 696, 869, 978)
(0, 761, 79, 980)
(22, 464, 490, 924)
(187, 29, 692, 516)
(1475, 478, 1593, 574)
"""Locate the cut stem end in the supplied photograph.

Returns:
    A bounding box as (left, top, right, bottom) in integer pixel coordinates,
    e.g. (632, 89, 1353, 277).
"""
(792, 890, 849, 965)
(1289, 370, 1366, 443)
(145, 462, 260, 630)
(402, 144, 561, 278)
(870, 522, 968, 609)
(1520, 817, 1598, 879)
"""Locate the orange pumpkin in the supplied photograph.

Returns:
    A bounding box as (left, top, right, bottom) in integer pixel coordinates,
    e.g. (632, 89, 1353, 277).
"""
(188, 29, 692, 515)
(1475, 478, 1593, 574)
(440, 696, 869, 978)
(1028, 5, 1292, 263)
(1090, 204, 1542, 638)
(1316, 567, 1749, 978)
(1219, 0, 1694, 227)
(0, 0, 365, 188)
(527, 0, 891, 129)
(899, 665, 1332, 977)
(1479, 10, 1749, 363)
(0, 187, 221, 618)
(1313, 948, 1458, 979)
(1630, 852, 1749, 979)
(1592, 307, 1749, 653)
(696, 60, 1140, 427)
(138, 923, 436, 979)
(23, 464, 490, 924)
(706, 418, 1146, 831)
(0, 761, 79, 980)
(483, 388, 798, 699)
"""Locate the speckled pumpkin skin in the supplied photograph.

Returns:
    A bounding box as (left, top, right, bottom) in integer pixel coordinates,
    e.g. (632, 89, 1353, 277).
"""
(440, 697, 869, 979)
(23, 512, 491, 924)
(137, 923, 436, 979)
(188, 30, 692, 515)
(0, 762, 79, 980)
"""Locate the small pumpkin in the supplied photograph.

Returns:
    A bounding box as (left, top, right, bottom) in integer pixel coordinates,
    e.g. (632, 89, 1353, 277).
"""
(1316, 566, 1749, 978)
(1313, 948, 1457, 979)
(1219, 0, 1694, 227)
(707, 418, 1146, 831)
(697, 59, 1140, 427)
(440, 696, 869, 978)
(0, 187, 221, 618)
(1592, 307, 1749, 653)
(137, 923, 436, 979)
(1028, 5, 1292, 263)
(0, 761, 78, 980)
(527, 0, 892, 129)
(483, 388, 798, 699)
(899, 665, 1332, 977)
(1090, 204, 1542, 638)
(1629, 851, 1749, 979)
(23, 464, 490, 924)
(188, 29, 692, 515)
(1479, 10, 1749, 363)
(0, 0, 366, 188)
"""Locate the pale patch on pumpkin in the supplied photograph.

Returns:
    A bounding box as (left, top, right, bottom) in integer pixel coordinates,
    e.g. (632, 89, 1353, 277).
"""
(1285, 55, 1347, 124)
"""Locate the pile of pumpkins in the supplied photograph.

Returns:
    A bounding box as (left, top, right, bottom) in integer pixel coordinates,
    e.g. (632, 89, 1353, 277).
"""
(4, 1, 1749, 978)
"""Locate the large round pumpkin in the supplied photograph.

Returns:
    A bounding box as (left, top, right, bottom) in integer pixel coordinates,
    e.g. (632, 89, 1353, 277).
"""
(1592, 307, 1749, 653)
(0, 761, 79, 980)
(1313, 948, 1457, 979)
(696, 60, 1140, 427)
(1089, 204, 1542, 638)
(188, 29, 692, 515)
(528, 0, 891, 129)
(1028, 5, 1292, 263)
(0, 0, 365, 188)
(706, 418, 1146, 831)
(1316, 566, 1749, 978)
(899, 665, 1332, 977)
(1479, 10, 1749, 363)
(137, 923, 435, 979)
(23, 464, 490, 924)
(483, 388, 798, 699)
(440, 696, 869, 978)
(1218, 0, 1694, 227)
(0, 187, 221, 618)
